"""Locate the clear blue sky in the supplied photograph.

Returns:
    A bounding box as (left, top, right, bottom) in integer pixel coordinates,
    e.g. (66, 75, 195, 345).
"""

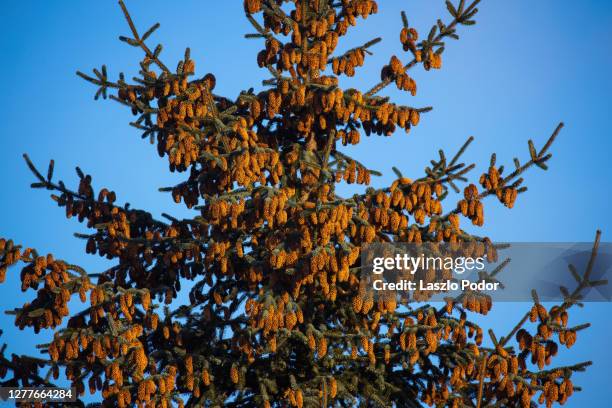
(0, 1, 610, 406)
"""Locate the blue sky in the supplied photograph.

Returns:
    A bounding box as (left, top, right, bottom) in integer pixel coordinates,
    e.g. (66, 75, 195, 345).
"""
(0, 1, 610, 406)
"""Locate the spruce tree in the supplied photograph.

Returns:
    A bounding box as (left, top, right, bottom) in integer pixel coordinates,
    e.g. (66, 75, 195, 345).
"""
(0, 1, 601, 407)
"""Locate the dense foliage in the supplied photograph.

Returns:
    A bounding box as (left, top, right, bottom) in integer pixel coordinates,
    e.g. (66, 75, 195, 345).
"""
(0, 1, 600, 407)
